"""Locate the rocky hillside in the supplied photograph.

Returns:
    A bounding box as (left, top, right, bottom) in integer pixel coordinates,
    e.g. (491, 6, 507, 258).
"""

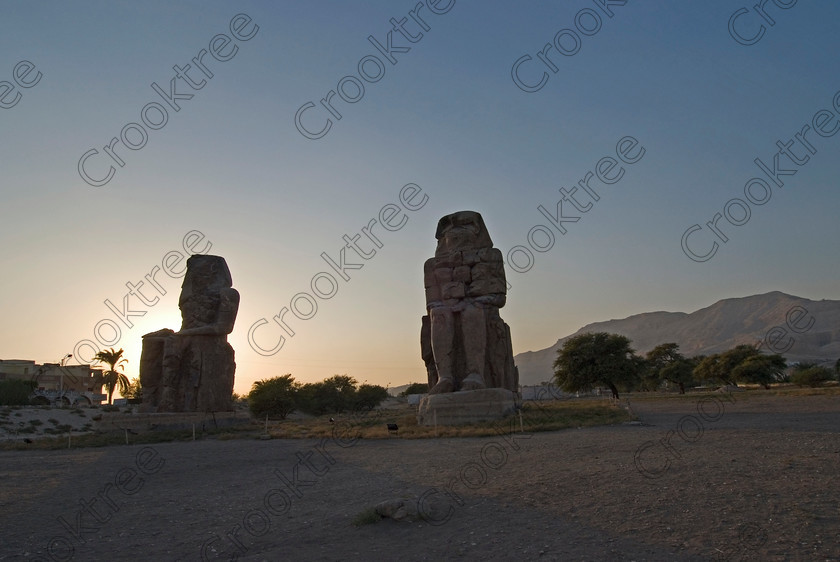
(515, 291, 840, 385)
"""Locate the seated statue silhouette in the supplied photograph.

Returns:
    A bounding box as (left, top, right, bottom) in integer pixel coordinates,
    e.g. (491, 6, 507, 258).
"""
(140, 255, 239, 412)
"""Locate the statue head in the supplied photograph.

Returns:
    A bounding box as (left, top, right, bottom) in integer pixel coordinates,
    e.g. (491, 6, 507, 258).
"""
(179, 255, 233, 328)
(434, 211, 493, 256)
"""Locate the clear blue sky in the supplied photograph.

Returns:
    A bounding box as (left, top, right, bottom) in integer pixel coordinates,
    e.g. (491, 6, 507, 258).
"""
(2, 0, 839, 394)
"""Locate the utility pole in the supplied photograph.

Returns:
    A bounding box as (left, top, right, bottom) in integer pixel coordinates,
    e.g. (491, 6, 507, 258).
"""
(58, 353, 72, 405)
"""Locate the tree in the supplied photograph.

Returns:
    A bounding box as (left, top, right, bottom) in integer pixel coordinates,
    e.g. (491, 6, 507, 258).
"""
(123, 377, 142, 400)
(92, 348, 129, 404)
(660, 357, 699, 394)
(297, 375, 359, 415)
(644, 343, 697, 394)
(0, 379, 37, 406)
(322, 375, 358, 413)
(399, 382, 429, 396)
(553, 332, 641, 399)
(694, 353, 722, 385)
(294, 383, 319, 415)
(636, 357, 662, 392)
(694, 345, 760, 387)
(248, 374, 298, 420)
(791, 364, 832, 388)
(646, 343, 682, 368)
(732, 354, 786, 389)
(355, 384, 389, 410)
(718, 345, 760, 386)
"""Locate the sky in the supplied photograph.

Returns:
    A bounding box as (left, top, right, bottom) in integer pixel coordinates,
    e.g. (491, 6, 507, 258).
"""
(2, 0, 840, 396)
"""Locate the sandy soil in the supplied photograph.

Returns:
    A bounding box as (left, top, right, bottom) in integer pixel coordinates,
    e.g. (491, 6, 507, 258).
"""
(0, 406, 95, 441)
(0, 393, 838, 561)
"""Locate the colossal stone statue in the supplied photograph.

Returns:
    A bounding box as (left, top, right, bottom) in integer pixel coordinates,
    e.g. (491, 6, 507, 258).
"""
(421, 211, 518, 394)
(140, 255, 239, 412)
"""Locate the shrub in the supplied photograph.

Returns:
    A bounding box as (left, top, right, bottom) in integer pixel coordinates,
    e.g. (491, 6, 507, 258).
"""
(296, 376, 358, 415)
(791, 366, 832, 388)
(351, 507, 382, 526)
(399, 382, 429, 397)
(0, 380, 37, 406)
(355, 384, 389, 411)
(248, 374, 298, 420)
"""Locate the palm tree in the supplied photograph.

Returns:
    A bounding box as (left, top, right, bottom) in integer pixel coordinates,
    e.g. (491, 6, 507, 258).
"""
(92, 348, 130, 404)
(123, 377, 142, 400)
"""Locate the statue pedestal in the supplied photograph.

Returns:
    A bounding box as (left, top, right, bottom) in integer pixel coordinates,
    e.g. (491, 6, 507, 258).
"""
(140, 334, 235, 413)
(417, 388, 518, 426)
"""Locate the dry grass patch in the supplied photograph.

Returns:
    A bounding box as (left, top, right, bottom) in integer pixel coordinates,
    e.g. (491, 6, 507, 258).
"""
(0, 400, 633, 449)
(627, 384, 840, 403)
(263, 399, 632, 440)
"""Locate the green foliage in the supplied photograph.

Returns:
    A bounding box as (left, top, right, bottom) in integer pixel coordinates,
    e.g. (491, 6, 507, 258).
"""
(553, 332, 641, 399)
(351, 507, 382, 526)
(644, 343, 698, 393)
(694, 354, 722, 385)
(695, 345, 786, 388)
(0, 379, 37, 405)
(660, 358, 699, 394)
(248, 374, 389, 419)
(636, 364, 662, 392)
(248, 374, 298, 420)
(355, 384, 389, 411)
(732, 354, 787, 388)
(324, 375, 358, 409)
(293, 383, 318, 415)
(646, 343, 682, 368)
(791, 365, 832, 388)
(399, 382, 429, 396)
(694, 345, 758, 386)
(296, 375, 359, 415)
(122, 377, 142, 400)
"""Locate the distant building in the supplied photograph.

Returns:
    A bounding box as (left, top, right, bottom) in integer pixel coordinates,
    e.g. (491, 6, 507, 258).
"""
(0, 359, 105, 404)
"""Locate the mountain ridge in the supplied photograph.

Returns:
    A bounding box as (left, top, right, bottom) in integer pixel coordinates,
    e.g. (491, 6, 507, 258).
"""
(514, 291, 840, 385)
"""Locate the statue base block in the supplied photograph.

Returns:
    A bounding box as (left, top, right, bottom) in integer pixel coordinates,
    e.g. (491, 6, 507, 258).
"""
(417, 388, 518, 426)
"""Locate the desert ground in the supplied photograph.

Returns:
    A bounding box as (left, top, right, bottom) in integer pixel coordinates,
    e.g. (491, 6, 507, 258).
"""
(1, 391, 838, 561)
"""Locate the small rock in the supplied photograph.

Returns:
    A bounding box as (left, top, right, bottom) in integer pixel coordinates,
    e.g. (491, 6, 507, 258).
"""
(374, 499, 419, 522)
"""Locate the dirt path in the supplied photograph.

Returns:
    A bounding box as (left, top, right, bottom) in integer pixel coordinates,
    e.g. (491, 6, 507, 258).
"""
(1, 393, 838, 561)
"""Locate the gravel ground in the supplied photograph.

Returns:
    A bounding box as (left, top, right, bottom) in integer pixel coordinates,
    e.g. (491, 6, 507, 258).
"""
(0, 392, 838, 561)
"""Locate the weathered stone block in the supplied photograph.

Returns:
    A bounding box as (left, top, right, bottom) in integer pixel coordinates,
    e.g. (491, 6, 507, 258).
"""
(452, 265, 471, 283)
(441, 281, 466, 300)
(417, 388, 518, 426)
